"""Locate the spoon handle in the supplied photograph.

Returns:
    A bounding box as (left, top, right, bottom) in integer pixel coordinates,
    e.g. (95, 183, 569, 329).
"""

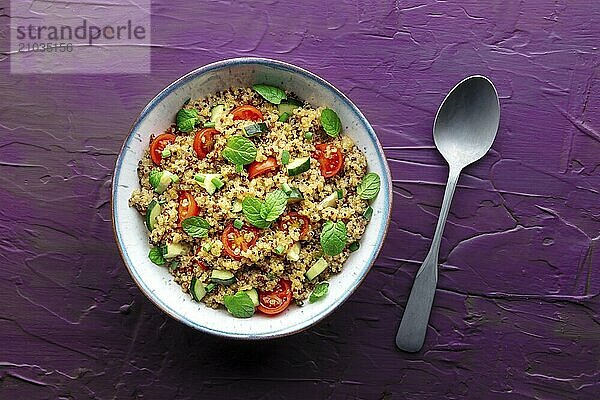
(396, 166, 461, 352)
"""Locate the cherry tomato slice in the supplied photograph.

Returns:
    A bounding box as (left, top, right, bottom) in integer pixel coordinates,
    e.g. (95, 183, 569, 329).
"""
(313, 143, 344, 178)
(248, 156, 279, 179)
(277, 212, 310, 240)
(257, 279, 292, 315)
(221, 223, 259, 260)
(150, 133, 176, 165)
(193, 128, 220, 159)
(177, 191, 198, 224)
(231, 105, 263, 121)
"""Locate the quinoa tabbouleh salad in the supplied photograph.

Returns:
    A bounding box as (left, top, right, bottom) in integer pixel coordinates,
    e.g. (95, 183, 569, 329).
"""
(129, 84, 381, 318)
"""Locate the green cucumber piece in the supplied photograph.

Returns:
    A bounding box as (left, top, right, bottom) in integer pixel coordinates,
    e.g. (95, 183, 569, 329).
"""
(277, 99, 302, 115)
(164, 242, 187, 259)
(275, 244, 286, 254)
(232, 200, 243, 213)
(203, 121, 216, 128)
(190, 277, 206, 302)
(319, 192, 338, 208)
(287, 157, 310, 176)
(210, 269, 236, 285)
(244, 288, 259, 307)
(145, 200, 161, 231)
(150, 170, 176, 194)
(210, 104, 225, 123)
(305, 257, 328, 281)
(244, 122, 268, 137)
(287, 188, 304, 203)
(363, 206, 373, 221)
(287, 242, 301, 261)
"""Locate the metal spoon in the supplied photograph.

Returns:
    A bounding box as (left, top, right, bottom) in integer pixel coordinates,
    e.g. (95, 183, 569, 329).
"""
(395, 75, 500, 353)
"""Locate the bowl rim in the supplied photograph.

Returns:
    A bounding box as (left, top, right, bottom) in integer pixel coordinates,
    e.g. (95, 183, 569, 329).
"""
(111, 57, 393, 339)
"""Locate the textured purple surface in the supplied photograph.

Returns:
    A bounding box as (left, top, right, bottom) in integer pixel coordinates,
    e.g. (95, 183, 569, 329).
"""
(1, 1, 600, 399)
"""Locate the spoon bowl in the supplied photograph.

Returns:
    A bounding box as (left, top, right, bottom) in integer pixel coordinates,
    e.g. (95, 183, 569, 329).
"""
(434, 75, 500, 167)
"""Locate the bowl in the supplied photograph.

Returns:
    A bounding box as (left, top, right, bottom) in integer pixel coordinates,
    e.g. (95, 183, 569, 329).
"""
(112, 57, 392, 339)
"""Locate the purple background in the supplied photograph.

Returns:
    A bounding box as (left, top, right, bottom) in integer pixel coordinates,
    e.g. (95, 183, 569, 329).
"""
(1, 1, 599, 399)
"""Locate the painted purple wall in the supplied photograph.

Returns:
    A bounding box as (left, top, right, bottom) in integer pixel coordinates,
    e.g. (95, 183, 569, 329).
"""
(1, 1, 599, 398)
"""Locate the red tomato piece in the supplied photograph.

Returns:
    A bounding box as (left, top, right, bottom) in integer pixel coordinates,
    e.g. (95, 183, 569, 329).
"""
(248, 156, 279, 179)
(257, 279, 292, 315)
(313, 143, 344, 178)
(221, 223, 259, 260)
(231, 105, 263, 121)
(193, 128, 220, 159)
(177, 191, 198, 225)
(277, 212, 310, 240)
(149, 133, 176, 165)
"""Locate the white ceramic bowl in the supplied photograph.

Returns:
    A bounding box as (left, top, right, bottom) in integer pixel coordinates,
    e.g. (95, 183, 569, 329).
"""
(112, 58, 392, 339)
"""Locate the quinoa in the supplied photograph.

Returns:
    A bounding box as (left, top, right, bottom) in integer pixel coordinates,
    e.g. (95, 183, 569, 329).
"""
(129, 87, 371, 315)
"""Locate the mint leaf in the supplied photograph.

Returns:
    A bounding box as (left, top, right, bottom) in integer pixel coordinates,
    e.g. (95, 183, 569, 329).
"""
(309, 281, 329, 303)
(242, 197, 270, 229)
(223, 291, 256, 318)
(357, 172, 380, 200)
(253, 84, 287, 104)
(260, 189, 288, 222)
(222, 136, 257, 165)
(176, 108, 199, 132)
(181, 216, 210, 238)
(320, 108, 341, 137)
(320, 221, 347, 256)
(149, 246, 166, 266)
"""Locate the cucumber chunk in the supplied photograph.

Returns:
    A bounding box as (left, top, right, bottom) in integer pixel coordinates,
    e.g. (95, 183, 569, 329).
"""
(287, 157, 310, 176)
(149, 170, 177, 194)
(319, 192, 338, 208)
(211, 269, 236, 285)
(210, 104, 225, 123)
(287, 188, 304, 203)
(363, 206, 373, 221)
(145, 200, 161, 231)
(231, 200, 243, 213)
(305, 257, 328, 281)
(287, 242, 301, 262)
(277, 99, 302, 116)
(244, 122, 268, 137)
(164, 242, 188, 259)
(190, 277, 206, 302)
(244, 289, 259, 307)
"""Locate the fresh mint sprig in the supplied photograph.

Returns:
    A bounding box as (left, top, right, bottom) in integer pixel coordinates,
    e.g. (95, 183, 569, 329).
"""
(253, 84, 287, 104)
(320, 108, 341, 137)
(320, 221, 347, 256)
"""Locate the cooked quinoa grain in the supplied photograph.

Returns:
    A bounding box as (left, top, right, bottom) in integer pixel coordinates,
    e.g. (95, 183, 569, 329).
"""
(129, 87, 373, 317)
